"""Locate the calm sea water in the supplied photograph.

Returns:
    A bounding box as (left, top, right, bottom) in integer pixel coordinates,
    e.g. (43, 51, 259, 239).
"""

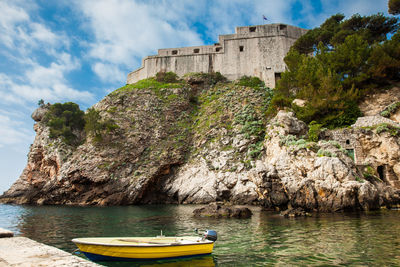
(1, 204, 400, 266)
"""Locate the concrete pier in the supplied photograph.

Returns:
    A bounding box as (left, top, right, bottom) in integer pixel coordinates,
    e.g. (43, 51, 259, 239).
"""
(0, 228, 99, 266)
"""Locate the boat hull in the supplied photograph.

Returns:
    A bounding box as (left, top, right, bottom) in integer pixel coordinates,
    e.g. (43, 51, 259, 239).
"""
(81, 251, 212, 262)
(73, 237, 214, 261)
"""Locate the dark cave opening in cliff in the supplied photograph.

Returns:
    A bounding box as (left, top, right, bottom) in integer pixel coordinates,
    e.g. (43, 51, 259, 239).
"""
(377, 165, 385, 181)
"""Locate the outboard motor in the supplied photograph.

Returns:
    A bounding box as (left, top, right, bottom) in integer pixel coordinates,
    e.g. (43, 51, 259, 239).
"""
(203, 230, 217, 242)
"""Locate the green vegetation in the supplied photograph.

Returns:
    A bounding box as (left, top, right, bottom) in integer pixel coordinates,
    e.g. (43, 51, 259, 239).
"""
(380, 102, 400, 117)
(375, 123, 400, 136)
(234, 104, 264, 138)
(317, 149, 337, 157)
(237, 76, 265, 88)
(234, 104, 265, 158)
(127, 77, 183, 89)
(42, 102, 121, 145)
(84, 108, 119, 143)
(111, 76, 183, 96)
(183, 72, 227, 85)
(84, 108, 102, 139)
(189, 79, 273, 165)
(43, 102, 85, 145)
(363, 165, 376, 179)
(389, 0, 400, 15)
(355, 176, 365, 183)
(307, 121, 323, 142)
(270, 13, 399, 128)
(155, 71, 179, 83)
(279, 134, 318, 152)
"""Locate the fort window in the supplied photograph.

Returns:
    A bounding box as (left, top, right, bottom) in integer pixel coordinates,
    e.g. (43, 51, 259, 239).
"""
(216, 47, 221, 52)
(239, 46, 244, 52)
(274, 73, 282, 87)
(346, 139, 350, 145)
(377, 165, 385, 181)
(172, 50, 178, 55)
(249, 26, 256, 32)
(279, 24, 287, 30)
(193, 48, 200, 53)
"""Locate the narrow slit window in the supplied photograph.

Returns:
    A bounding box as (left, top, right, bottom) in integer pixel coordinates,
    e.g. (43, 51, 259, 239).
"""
(239, 46, 244, 52)
(193, 48, 200, 53)
(377, 165, 385, 181)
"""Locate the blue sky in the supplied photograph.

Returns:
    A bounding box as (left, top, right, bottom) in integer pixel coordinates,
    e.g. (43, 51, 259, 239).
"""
(0, 0, 391, 193)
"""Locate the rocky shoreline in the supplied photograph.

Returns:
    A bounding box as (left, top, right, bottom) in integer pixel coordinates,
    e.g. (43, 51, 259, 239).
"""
(1, 79, 400, 212)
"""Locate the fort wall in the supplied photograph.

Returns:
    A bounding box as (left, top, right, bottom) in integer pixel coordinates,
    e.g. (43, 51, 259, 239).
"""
(127, 24, 308, 88)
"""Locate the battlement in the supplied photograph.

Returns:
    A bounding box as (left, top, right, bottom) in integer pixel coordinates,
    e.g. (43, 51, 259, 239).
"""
(127, 23, 308, 88)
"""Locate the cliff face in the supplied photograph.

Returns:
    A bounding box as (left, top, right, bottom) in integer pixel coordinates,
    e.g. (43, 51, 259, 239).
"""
(1, 78, 400, 211)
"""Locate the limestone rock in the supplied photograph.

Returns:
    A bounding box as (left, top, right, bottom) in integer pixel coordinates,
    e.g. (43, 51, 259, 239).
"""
(359, 85, 400, 116)
(2, 82, 400, 212)
(292, 99, 307, 107)
(193, 203, 252, 218)
(31, 104, 50, 122)
(352, 115, 400, 128)
(280, 207, 311, 218)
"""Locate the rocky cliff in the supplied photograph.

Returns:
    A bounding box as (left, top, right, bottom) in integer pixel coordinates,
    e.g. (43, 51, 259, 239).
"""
(1, 77, 400, 211)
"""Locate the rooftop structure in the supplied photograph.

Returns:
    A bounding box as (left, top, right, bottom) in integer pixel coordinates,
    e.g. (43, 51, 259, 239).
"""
(127, 23, 308, 88)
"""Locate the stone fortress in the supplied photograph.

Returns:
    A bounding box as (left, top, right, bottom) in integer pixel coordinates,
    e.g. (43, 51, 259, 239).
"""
(127, 24, 308, 88)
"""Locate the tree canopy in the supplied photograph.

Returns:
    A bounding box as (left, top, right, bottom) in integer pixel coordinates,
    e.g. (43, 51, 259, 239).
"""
(272, 13, 400, 128)
(43, 102, 85, 145)
(389, 0, 400, 15)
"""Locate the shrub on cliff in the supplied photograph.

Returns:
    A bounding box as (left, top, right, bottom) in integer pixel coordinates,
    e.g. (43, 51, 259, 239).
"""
(43, 102, 85, 145)
(183, 72, 227, 85)
(156, 71, 179, 83)
(270, 13, 399, 128)
(237, 76, 265, 88)
(84, 108, 102, 141)
(307, 121, 322, 142)
(85, 107, 120, 143)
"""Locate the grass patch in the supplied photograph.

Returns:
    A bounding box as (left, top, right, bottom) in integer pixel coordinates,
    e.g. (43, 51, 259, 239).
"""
(111, 78, 184, 96)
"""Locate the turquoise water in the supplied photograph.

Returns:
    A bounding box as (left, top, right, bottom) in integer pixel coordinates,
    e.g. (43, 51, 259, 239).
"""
(1, 204, 400, 266)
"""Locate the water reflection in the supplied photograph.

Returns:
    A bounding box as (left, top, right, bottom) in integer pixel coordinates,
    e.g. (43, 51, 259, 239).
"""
(1, 204, 400, 266)
(97, 255, 215, 267)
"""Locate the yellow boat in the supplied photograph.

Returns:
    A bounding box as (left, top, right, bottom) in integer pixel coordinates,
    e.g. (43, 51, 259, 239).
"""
(72, 230, 217, 262)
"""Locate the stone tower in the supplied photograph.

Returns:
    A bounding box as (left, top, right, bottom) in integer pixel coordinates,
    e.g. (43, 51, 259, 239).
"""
(127, 23, 308, 88)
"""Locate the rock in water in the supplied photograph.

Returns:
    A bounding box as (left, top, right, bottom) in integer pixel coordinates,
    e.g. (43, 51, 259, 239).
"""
(193, 203, 252, 218)
(280, 207, 311, 218)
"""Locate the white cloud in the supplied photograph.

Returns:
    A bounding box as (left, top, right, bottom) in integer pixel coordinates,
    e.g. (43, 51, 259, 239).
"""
(0, 1, 30, 26)
(73, 0, 204, 80)
(0, 112, 32, 147)
(0, 1, 30, 48)
(0, 72, 94, 105)
(0, 1, 68, 54)
(93, 62, 125, 83)
(30, 22, 61, 46)
(0, 1, 93, 107)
